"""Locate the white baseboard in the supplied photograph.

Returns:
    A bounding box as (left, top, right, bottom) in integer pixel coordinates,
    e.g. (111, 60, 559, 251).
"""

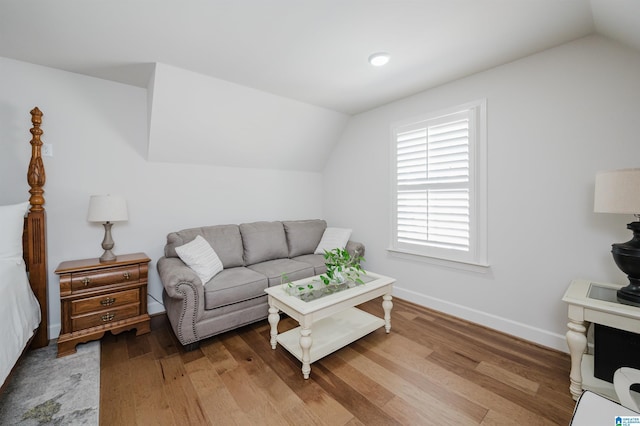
(148, 299, 165, 315)
(49, 323, 61, 340)
(393, 286, 568, 353)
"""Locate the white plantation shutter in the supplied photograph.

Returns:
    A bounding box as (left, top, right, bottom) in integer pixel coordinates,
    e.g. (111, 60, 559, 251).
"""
(391, 101, 487, 265)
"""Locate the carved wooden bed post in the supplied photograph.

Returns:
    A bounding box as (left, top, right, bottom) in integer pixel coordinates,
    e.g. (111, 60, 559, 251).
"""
(25, 106, 49, 349)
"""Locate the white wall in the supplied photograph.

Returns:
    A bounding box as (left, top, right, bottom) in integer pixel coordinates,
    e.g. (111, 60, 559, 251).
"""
(0, 56, 325, 339)
(323, 35, 640, 352)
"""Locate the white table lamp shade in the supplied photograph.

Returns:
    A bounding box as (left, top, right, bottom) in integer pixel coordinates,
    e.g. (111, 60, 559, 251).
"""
(594, 168, 640, 215)
(87, 195, 128, 223)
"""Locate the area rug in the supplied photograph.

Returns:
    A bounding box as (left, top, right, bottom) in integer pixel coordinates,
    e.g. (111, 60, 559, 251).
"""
(0, 341, 100, 425)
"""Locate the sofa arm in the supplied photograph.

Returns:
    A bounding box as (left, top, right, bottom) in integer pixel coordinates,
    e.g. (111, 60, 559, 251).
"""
(346, 240, 365, 258)
(157, 256, 206, 344)
(157, 257, 203, 298)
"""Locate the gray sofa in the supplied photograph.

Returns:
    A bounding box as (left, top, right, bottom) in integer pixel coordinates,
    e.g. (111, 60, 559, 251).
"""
(157, 219, 365, 349)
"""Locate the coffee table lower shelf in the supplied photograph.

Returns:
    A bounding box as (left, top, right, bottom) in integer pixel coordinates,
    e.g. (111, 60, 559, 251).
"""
(276, 307, 385, 364)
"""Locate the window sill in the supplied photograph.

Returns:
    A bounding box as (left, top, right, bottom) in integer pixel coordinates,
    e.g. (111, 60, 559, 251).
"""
(386, 247, 490, 273)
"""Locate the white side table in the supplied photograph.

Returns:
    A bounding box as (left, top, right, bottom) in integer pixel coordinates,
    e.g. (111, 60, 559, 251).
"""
(562, 279, 640, 401)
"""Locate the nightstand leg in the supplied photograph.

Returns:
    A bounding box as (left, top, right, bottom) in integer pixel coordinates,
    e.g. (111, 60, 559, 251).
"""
(135, 317, 151, 335)
(567, 319, 588, 400)
(56, 338, 78, 358)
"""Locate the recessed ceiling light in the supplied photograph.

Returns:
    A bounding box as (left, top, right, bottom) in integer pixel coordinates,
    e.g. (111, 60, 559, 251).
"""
(368, 52, 390, 67)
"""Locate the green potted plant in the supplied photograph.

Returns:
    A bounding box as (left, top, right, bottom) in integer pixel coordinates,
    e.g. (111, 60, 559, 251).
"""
(280, 248, 365, 300)
(281, 273, 313, 295)
(319, 248, 365, 285)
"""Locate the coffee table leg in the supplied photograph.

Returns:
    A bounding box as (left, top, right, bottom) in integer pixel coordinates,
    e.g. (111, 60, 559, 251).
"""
(300, 327, 312, 379)
(383, 294, 393, 333)
(268, 306, 280, 350)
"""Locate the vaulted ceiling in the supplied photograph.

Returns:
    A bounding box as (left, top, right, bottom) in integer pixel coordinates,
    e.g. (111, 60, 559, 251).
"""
(2, 0, 639, 115)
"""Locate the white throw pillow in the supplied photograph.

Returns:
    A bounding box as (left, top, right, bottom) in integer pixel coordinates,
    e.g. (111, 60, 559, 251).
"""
(314, 227, 352, 254)
(175, 235, 223, 285)
(0, 201, 30, 260)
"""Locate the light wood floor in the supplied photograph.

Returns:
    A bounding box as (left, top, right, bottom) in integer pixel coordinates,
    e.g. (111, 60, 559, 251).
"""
(100, 298, 576, 425)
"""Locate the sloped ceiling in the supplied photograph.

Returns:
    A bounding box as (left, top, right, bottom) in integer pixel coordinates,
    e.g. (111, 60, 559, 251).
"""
(0, 0, 605, 115)
(1, 1, 639, 171)
(147, 63, 349, 171)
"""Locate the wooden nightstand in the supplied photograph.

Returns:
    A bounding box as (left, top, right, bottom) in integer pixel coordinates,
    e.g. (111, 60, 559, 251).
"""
(55, 252, 151, 357)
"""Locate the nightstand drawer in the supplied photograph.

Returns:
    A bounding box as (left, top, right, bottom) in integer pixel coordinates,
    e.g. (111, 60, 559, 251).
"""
(72, 304, 140, 331)
(71, 288, 140, 315)
(70, 265, 140, 291)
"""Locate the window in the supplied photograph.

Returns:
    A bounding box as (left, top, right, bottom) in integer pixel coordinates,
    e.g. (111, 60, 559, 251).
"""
(390, 100, 487, 267)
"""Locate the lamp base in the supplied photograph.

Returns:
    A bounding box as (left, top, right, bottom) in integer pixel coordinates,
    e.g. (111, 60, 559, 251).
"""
(99, 249, 117, 263)
(617, 285, 640, 307)
(99, 221, 117, 263)
(613, 221, 640, 307)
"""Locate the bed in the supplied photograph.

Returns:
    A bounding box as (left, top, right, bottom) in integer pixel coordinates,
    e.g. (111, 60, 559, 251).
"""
(0, 107, 49, 390)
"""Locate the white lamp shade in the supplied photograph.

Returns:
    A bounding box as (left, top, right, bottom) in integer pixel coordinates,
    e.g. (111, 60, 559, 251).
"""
(87, 195, 128, 222)
(594, 168, 640, 214)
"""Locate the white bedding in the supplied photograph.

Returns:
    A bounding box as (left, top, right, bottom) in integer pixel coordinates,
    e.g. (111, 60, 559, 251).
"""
(0, 258, 41, 387)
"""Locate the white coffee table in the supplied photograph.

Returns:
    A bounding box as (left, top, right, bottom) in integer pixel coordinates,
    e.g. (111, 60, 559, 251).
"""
(264, 271, 394, 379)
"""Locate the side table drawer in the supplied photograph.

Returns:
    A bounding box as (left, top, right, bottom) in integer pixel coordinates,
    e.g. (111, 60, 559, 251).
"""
(71, 288, 140, 315)
(70, 265, 140, 291)
(72, 304, 140, 331)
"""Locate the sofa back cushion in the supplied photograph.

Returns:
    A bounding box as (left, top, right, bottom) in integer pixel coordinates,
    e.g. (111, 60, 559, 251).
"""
(165, 224, 245, 268)
(282, 219, 327, 258)
(239, 221, 288, 265)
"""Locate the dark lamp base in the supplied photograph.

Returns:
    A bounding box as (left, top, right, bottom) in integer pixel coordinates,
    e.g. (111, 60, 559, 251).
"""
(617, 286, 640, 307)
(613, 221, 640, 307)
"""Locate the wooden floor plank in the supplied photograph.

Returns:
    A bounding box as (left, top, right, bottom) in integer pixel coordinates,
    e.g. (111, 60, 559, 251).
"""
(100, 297, 575, 425)
(183, 356, 248, 425)
(318, 347, 395, 407)
(352, 336, 489, 423)
(475, 360, 540, 396)
(100, 332, 136, 425)
(335, 344, 481, 425)
(239, 322, 356, 425)
(130, 354, 177, 425)
(158, 354, 208, 425)
(310, 361, 403, 426)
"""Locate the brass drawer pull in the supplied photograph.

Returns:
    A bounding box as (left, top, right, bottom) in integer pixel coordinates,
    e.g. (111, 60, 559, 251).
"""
(123, 272, 130, 280)
(100, 297, 116, 306)
(101, 313, 115, 322)
(82, 277, 91, 286)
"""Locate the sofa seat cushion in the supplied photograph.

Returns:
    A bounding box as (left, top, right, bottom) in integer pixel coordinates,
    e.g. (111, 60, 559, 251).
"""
(283, 219, 327, 258)
(292, 254, 327, 275)
(165, 224, 244, 268)
(240, 221, 288, 265)
(204, 267, 268, 310)
(196, 296, 269, 339)
(247, 258, 314, 287)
